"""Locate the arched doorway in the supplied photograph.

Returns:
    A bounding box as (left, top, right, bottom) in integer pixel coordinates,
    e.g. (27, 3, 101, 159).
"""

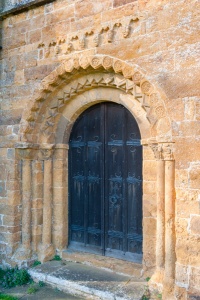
(17, 54, 174, 292)
(68, 102, 143, 263)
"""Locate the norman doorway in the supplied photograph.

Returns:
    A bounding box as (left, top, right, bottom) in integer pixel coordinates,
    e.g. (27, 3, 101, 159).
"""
(68, 102, 143, 263)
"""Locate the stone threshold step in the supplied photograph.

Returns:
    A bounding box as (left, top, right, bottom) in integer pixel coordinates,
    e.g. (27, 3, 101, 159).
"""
(29, 260, 147, 300)
(62, 249, 143, 278)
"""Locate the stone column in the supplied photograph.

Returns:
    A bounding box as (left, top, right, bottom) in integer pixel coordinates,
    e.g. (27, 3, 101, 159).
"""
(43, 159, 53, 245)
(156, 158, 165, 271)
(150, 143, 165, 284)
(52, 144, 68, 253)
(2, 146, 21, 257)
(163, 143, 176, 298)
(21, 159, 32, 252)
(13, 143, 38, 260)
(38, 144, 55, 262)
(32, 160, 43, 252)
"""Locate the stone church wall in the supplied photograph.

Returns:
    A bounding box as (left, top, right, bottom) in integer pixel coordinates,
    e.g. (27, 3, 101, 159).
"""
(0, 0, 200, 299)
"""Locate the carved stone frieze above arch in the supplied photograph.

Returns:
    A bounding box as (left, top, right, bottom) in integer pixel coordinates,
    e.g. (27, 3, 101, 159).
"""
(37, 14, 146, 58)
(19, 54, 171, 144)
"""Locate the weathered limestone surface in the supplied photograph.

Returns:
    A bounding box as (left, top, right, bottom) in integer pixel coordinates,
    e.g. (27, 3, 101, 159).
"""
(0, 0, 200, 299)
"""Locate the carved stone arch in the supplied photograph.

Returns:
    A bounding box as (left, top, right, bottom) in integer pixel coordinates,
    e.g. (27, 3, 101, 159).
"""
(16, 55, 176, 296)
(19, 54, 172, 144)
(55, 87, 150, 145)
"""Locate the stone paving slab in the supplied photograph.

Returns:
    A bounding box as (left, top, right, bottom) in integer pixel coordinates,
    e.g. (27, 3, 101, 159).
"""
(29, 261, 147, 300)
(62, 250, 143, 278)
(0, 284, 84, 300)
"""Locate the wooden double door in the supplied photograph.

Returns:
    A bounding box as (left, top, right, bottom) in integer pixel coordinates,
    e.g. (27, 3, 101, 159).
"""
(68, 102, 143, 262)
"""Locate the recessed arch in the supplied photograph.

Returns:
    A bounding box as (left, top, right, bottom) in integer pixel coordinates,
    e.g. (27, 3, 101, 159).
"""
(19, 54, 172, 144)
(55, 87, 150, 145)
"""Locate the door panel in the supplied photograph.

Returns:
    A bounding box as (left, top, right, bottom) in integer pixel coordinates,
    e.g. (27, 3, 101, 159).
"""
(70, 118, 86, 244)
(105, 104, 124, 253)
(68, 102, 142, 262)
(86, 106, 103, 247)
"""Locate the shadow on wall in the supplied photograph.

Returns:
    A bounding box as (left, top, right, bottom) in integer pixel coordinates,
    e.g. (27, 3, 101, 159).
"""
(0, 0, 4, 12)
(1, 0, 35, 12)
(0, 22, 2, 58)
(0, 0, 56, 14)
(0, 1, 3, 53)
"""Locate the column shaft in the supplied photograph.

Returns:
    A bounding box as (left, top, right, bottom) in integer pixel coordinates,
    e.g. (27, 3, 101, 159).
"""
(42, 159, 52, 245)
(53, 145, 68, 250)
(164, 160, 176, 279)
(22, 160, 32, 249)
(32, 160, 43, 252)
(156, 159, 165, 269)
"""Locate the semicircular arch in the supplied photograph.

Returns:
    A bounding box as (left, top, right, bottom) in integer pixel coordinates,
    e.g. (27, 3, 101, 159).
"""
(19, 54, 172, 144)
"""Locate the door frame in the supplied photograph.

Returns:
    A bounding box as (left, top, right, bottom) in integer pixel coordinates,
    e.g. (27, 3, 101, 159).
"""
(68, 102, 143, 263)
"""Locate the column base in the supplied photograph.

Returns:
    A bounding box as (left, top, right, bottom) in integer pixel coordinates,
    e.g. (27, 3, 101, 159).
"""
(13, 245, 32, 262)
(149, 268, 164, 294)
(151, 268, 164, 284)
(162, 277, 176, 300)
(38, 243, 55, 263)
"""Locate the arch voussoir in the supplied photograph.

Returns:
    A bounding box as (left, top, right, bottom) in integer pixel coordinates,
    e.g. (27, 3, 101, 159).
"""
(19, 54, 171, 143)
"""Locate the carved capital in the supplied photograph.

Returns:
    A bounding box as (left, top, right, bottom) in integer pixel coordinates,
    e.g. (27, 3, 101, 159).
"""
(162, 143, 174, 161)
(39, 144, 55, 160)
(149, 142, 174, 161)
(149, 143, 163, 160)
(16, 149, 37, 160)
(15, 143, 39, 160)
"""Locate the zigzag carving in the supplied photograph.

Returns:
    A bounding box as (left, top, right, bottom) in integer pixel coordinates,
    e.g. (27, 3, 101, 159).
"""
(41, 73, 138, 135)
(20, 55, 166, 142)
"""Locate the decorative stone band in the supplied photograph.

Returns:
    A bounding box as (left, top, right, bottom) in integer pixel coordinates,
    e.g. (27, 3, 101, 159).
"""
(20, 54, 168, 143)
(15, 143, 68, 160)
(37, 13, 147, 57)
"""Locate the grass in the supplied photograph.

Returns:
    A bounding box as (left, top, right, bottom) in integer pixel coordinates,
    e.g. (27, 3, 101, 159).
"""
(27, 284, 38, 294)
(38, 281, 45, 287)
(31, 261, 41, 268)
(0, 269, 6, 281)
(146, 277, 151, 282)
(0, 294, 18, 300)
(51, 255, 61, 261)
(0, 267, 46, 299)
(142, 296, 150, 300)
(0, 267, 32, 289)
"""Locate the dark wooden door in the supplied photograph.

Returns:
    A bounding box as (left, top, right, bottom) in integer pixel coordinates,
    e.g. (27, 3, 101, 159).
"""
(68, 103, 142, 262)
